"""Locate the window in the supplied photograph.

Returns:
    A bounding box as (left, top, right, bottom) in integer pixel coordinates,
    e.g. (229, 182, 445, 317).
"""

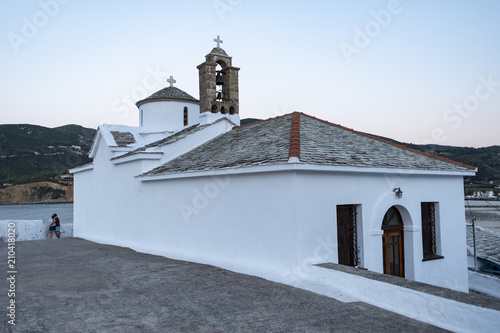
(421, 202, 443, 261)
(183, 107, 188, 126)
(337, 205, 357, 267)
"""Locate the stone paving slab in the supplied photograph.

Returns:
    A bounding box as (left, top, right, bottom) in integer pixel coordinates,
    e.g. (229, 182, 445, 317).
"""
(0, 238, 448, 332)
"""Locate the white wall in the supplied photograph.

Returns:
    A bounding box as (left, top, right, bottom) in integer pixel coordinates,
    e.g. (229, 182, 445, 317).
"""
(0, 220, 73, 241)
(293, 170, 469, 292)
(77, 170, 298, 272)
(468, 270, 500, 299)
(74, 118, 236, 241)
(74, 146, 469, 292)
(140, 100, 200, 132)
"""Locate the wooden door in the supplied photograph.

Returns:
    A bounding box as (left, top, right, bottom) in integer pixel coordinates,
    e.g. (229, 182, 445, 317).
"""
(383, 231, 404, 277)
(382, 206, 404, 277)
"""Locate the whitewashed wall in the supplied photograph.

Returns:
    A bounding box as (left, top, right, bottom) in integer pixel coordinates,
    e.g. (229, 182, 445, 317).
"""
(140, 100, 200, 132)
(293, 170, 469, 292)
(0, 220, 73, 241)
(74, 158, 469, 291)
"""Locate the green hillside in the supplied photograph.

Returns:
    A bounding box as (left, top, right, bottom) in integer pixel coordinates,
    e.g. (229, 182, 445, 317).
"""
(0, 124, 95, 185)
(0, 121, 498, 196)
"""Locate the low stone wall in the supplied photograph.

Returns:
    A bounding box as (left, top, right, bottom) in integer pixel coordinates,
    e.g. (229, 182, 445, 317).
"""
(469, 270, 500, 299)
(0, 220, 73, 241)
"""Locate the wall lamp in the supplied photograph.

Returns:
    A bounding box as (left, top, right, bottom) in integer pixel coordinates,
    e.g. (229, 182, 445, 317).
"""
(393, 187, 403, 198)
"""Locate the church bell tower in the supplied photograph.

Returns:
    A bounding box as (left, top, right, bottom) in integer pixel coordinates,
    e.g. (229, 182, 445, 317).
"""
(197, 36, 240, 116)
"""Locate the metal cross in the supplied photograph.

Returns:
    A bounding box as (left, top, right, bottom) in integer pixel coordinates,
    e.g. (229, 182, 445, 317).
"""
(167, 75, 176, 87)
(214, 35, 223, 48)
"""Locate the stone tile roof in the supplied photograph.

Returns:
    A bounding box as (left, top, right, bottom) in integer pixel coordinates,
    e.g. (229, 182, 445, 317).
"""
(111, 124, 201, 161)
(299, 114, 473, 171)
(467, 225, 500, 267)
(110, 131, 136, 147)
(141, 112, 475, 177)
(142, 114, 292, 176)
(136, 86, 199, 107)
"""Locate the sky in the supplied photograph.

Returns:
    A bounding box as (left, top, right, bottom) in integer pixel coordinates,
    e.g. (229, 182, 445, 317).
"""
(1, 0, 499, 148)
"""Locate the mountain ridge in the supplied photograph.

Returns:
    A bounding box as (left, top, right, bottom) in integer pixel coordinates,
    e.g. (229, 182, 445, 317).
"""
(0, 121, 498, 199)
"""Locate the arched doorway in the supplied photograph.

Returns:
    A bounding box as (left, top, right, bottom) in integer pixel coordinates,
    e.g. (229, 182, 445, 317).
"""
(382, 206, 404, 277)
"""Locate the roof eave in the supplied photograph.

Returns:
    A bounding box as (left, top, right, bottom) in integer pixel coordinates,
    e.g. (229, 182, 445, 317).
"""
(137, 163, 477, 182)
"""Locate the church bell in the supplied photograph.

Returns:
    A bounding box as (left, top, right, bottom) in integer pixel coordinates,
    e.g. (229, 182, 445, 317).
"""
(216, 71, 224, 85)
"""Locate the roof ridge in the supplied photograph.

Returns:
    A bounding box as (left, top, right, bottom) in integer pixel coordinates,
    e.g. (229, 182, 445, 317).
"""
(233, 113, 293, 130)
(301, 113, 477, 171)
(288, 112, 301, 160)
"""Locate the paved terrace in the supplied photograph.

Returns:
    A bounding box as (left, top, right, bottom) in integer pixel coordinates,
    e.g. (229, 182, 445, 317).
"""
(0, 238, 451, 333)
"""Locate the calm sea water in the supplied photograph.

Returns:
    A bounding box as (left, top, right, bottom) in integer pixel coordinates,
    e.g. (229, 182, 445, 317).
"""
(0, 201, 498, 232)
(465, 200, 500, 207)
(0, 203, 73, 224)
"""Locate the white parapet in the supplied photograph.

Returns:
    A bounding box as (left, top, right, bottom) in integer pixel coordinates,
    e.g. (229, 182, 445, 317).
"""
(469, 270, 500, 299)
(0, 220, 73, 241)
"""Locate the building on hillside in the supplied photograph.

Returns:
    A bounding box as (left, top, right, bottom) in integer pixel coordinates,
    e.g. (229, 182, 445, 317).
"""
(70, 38, 477, 292)
(473, 191, 496, 198)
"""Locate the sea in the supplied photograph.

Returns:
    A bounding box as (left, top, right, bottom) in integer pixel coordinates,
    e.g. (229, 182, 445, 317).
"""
(0, 201, 498, 233)
(465, 200, 500, 232)
(0, 203, 74, 225)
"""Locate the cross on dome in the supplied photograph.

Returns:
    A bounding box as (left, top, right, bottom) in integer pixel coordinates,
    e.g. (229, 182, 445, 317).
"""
(167, 75, 176, 87)
(214, 35, 223, 48)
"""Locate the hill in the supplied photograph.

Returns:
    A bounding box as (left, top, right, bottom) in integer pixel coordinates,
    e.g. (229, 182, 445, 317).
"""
(0, 120, 498, 197)
(0, 181, 73, 204)
(0, 124, 95, 185)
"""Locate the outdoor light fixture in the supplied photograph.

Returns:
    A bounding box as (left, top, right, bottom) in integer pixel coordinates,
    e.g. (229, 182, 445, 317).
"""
(393, 187, 403, 198)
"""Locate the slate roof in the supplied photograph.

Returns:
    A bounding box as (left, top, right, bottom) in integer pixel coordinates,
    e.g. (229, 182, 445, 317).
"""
(110, 131, 136, 147)
(136, 86, 199, 107)
(141, 112, 475, 177)
(141, 114, 291, 176)
(467, 225, 500, 267)
(111, 118, 234, 161)
(299, 114, 472, 170)
(111, 124, 201, 161)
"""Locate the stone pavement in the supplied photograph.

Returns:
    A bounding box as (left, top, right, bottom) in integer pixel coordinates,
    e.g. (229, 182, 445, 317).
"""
(0, 238, 448, 333)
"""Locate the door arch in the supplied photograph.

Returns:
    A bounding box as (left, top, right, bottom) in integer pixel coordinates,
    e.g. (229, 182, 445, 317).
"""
(382, 206, 404, 277)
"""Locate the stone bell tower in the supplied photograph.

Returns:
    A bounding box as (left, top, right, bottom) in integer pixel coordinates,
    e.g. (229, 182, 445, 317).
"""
(197, 35, 240, 115)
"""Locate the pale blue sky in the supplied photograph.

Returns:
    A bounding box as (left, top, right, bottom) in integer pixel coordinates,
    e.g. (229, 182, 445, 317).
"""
(1, 0, 499, 147)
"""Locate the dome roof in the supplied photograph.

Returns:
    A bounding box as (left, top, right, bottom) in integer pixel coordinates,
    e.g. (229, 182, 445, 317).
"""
(136, 86, 199, 107)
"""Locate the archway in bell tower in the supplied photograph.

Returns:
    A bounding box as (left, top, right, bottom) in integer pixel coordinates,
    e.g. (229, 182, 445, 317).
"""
(215, 63, 224, 104)
(197, 37, 240, 117)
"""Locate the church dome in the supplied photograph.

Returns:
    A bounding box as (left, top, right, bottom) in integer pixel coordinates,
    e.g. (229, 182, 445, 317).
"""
(136, 86, 199, 107)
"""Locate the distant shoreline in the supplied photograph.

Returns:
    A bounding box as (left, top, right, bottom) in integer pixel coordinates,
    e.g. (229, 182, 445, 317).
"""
(0, 201, 73, 206)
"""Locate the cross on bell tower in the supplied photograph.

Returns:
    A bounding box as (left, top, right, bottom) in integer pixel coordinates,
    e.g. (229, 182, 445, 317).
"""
(214, 35, 223, 48)
(197, 36, 240, 116)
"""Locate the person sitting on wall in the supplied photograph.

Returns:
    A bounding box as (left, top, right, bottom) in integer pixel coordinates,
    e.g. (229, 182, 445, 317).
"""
(49, 214, 61, 239)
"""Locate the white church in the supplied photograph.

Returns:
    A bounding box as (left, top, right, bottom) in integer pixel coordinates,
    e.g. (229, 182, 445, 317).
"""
(71, 37, 477, 293)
